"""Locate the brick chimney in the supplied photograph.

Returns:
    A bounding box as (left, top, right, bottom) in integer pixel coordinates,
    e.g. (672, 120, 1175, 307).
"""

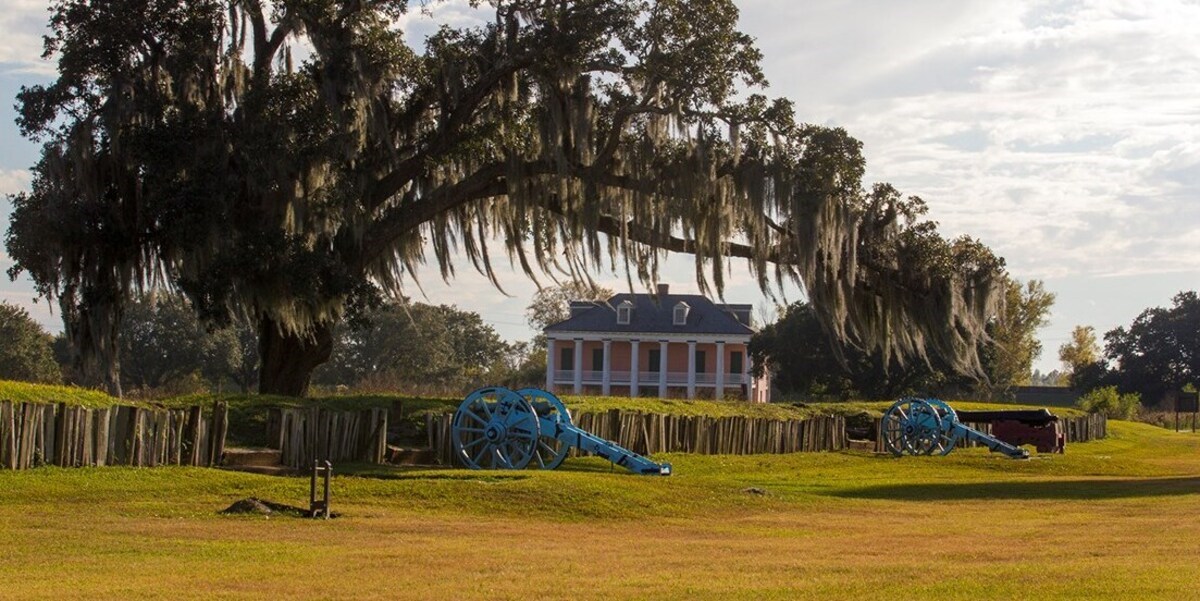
(656, 283, 670, 297)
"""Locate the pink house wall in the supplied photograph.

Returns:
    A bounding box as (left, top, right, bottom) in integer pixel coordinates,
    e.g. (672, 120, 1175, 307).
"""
(609, 342, 632, 370)
(665, 342, 690, 372)
(552, 339, 749, 374)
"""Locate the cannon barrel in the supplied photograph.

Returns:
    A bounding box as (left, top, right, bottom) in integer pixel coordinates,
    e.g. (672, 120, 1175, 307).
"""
(953, 409, 1057, 426)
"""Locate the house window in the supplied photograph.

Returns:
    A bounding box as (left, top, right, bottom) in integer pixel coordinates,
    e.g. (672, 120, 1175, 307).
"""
(592, 348, 604, 372)
(648, 349, 661, 372)
(673, 302, 689, 325)
(729, 351, 744, 375)
(694, 350, 707, 373)
(617, 301, 632, 325)
(560, 347, 574, 371)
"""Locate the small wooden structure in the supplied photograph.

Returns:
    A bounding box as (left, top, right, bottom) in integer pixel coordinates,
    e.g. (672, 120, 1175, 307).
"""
(310, 460, 332, 520)
(1176, 392, 1199, 432)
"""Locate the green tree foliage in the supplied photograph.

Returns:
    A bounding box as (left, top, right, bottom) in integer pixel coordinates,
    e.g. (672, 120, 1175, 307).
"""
(1059, 325, 1102, 390)
(118, 293, 259, 394)
(0, 302, 61, 384)
(120, 295, 210, 393)
(7, 0, 1009, 397)
(314, 300, 510, 391)
(1103, 291, 1200, 401)
(749, 301, 949, 399)
(754, 275, 1053, 399)
(202, 323, 261, 394)
(1060, 325, 1101, 369)
(525, 282, 615, 332)
(1076, 385, 1141, 420)
(980, 279, 1055, 392)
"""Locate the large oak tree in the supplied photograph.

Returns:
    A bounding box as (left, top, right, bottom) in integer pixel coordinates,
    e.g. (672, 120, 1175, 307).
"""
(7, 0, 1006, 396)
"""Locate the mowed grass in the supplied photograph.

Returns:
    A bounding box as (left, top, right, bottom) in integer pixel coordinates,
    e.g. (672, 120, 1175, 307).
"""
(2, 421, 1199, 600)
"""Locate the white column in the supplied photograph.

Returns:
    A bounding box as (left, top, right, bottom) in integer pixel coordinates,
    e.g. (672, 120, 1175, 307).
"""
(630, 340, 640, 397)
(715, 341, 725, 400)
(573, 338, 584, 394)
(747, 352, 758, 403)
(545, 337, 555, 391)
(686, 340, 697, 399)
(601, 339, 612, 396)
(658, 340, 669, 398)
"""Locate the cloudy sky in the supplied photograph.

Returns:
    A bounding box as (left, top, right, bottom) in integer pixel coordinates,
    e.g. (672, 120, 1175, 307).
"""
(2, 0, 1198, 374)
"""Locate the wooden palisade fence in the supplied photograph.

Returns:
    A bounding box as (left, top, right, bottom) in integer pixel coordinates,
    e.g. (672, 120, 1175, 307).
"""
(425, 410, 848, 467)
(0, 400, 228, 470)
(267, 407, 388, 468)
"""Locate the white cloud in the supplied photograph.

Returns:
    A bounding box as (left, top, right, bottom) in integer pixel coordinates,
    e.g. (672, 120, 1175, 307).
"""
(0, 0, 53, 74)
(740, 0, 1200, 279)
(0, 168, 30, 195)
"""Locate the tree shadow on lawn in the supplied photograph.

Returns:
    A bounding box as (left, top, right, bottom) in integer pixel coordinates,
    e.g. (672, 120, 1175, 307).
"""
(831, 476, 1200, 502)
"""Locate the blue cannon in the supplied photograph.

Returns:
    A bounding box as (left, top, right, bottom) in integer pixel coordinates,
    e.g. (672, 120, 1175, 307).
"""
(881, 398, 1029, 459)
(451, 387, 672, 476)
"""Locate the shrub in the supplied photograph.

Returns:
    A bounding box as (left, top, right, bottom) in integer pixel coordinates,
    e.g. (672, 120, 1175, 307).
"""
(1076, 386, 1141, 420)
(0, 302, 61, 384)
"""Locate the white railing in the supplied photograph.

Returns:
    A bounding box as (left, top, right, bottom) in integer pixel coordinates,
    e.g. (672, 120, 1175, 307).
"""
(552, 370, 750, 388)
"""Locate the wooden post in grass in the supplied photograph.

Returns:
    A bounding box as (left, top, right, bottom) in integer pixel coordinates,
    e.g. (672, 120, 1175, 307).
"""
(185, 406, 202, 466)
(2, 401, 14, 469)
(213, 402, 228, 467)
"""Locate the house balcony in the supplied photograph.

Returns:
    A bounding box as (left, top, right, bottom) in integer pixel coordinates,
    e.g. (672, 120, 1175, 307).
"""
(551, 370, 749, 387)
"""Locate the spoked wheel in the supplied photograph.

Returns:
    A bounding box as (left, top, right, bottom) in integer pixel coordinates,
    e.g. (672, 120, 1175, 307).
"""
(904, 399, 947, 455)
(452, 387, 541, 470)
(516, 388, 572, 470)
(882, 398, 949, 456)
(920, 398, 958, 456)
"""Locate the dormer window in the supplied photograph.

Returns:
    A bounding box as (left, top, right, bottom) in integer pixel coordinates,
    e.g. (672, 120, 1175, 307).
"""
(617, 300, 633, 325)
(673, 302, 690, 325)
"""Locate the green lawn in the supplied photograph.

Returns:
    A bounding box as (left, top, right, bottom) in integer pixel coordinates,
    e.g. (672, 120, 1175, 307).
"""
(2, 420, 1198, 599)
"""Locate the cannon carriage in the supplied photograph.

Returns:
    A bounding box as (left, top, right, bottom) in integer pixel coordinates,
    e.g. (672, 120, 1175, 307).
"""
(450, 387, 671, 475)
(880, 398, 1035, 459)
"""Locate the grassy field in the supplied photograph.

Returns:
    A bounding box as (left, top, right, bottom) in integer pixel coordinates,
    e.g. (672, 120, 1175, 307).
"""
(2, 419, 1198, 600)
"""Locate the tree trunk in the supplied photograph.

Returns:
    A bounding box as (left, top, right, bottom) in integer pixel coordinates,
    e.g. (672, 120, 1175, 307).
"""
(257, 316, 334, 397)
(61, 285, 124, 398)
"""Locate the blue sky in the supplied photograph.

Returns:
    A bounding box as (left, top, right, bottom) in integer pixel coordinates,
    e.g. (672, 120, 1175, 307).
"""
(2, 1, 1199, 373)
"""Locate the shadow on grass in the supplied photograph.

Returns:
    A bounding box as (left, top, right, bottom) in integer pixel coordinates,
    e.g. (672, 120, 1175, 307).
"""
(337, 458, 644, 479)
(330, 464, 531, 482)
(832, 476, 1200, 501)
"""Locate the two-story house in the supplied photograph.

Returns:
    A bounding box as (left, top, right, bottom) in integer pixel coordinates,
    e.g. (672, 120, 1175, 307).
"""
(543, 284, 770, 402)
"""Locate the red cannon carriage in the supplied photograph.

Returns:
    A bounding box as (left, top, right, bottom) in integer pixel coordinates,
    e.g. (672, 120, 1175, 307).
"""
(954, 409, 1065, 454)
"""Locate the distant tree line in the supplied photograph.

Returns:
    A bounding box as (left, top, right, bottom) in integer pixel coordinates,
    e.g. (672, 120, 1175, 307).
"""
(1059, 291, 1199, 406)
(0, 293, 542, 397)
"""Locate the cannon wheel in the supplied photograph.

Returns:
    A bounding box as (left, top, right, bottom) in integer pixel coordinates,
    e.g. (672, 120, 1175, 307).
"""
(516, 388, 572, 470)
(882, 398, 917, 456)
(921, 398, 959, 456)
(452, 387, 541, 470)
(904, 399, 946, 455)
(882, 398, 947, 456)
